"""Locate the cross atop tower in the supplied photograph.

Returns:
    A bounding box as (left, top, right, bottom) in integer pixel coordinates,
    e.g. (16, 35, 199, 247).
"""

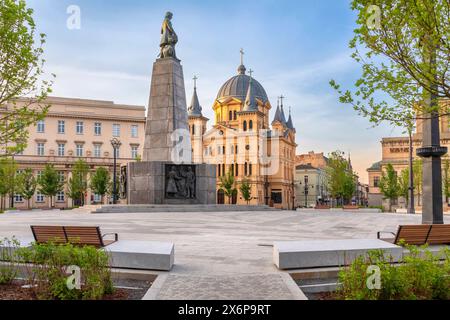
(193, 75, 198, 89)
(279, 95, 285, 106)
(248, 68, 253, 78)
(240, 48, 245, 65)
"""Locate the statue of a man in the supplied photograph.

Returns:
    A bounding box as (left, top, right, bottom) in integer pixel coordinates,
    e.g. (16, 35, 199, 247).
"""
(159, 11, 178, 59)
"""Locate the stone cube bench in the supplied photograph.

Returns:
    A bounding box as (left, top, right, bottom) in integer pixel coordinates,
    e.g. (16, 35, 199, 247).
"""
(273, 239, 403, 270)
(0, 237, 174, 271)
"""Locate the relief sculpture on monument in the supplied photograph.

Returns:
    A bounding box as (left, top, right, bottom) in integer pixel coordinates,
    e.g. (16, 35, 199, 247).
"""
(165, 165, 196, 199)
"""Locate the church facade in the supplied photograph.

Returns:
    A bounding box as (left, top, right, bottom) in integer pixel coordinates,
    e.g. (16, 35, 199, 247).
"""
(187, 59, 297, 209)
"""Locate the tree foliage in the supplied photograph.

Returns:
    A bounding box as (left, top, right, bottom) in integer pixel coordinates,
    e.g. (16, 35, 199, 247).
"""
(379, 163, 399, 211)
(67, 159, 89, 206)
(239, 179, 252, 205)
(0, 0, 54, 156)
(90, 167, 110, 203)
(219, 171, 237, 205)
(398, 168, 410, 202)
(38, 164, 63, 208)
(330, 0, 450, 140)
(16, 168, 36, 209)
(326, 151, 356, 204)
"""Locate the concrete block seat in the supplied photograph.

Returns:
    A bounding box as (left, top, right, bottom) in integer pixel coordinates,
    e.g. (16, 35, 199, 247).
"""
(273, 239, 403, 270)
(0, 235, 174, 272)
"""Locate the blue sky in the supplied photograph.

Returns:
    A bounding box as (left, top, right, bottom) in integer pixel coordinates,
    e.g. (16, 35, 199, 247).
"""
(27, 0, 403, 182)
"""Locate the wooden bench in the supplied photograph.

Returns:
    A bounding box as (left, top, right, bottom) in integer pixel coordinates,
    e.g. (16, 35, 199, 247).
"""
(31, 225, 118, 248)
(377, 224, 450, 245)
(315, 205, 330, 209)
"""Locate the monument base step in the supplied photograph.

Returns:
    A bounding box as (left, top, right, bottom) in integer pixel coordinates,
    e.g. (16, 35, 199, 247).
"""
(92, 204, 280, 213)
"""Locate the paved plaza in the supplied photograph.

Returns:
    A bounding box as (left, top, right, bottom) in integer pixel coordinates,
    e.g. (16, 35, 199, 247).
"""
(1, 209, 447, 299)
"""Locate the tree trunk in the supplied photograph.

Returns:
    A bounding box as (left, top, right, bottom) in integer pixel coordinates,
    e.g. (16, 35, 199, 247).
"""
(407, 129, 415, 214)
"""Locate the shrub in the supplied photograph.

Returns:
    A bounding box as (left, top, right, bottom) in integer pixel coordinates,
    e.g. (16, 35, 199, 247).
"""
(0, 237, 20, 284)
(336, 245, 450, 300)
(17, 242, 113, 300)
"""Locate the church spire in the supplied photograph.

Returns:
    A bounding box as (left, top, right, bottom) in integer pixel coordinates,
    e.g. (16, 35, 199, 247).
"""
(279, 95, 287, 125)
(237, 48, 246, 75)
(286, 106, 294, 130)
(187, 75, 203, 117)
(272, 97, 283, 125)
(242, 69, 257, 112)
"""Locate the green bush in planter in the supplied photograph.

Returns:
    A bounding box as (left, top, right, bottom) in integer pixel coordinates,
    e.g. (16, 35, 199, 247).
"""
(0, 237, 21, 284)
(17, 242, 114, 300)
(336, 245, 450, 300)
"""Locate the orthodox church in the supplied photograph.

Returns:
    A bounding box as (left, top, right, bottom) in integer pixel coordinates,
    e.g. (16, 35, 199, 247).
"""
(187, 53, 297, 209)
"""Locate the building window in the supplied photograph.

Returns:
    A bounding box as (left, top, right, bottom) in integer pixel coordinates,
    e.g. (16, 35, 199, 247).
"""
(37, 120, 45, 133)
(249, 120, 253, 131)
(271, 191, 282, 204)
(229, 111, 232, 121)
(218, 164, 221, 177)
(244, 162, 248, 176)
(76, 144, 84, 157)
(58, 143, 65, 156)
(57, 171, 65, 183)
(76, 121, 84, 134)
(231, 163, 234, 176)
(14, 194, 23, 202)
(131, 146, 138, 159)
(36, 170, 43, 180)
(113, 124, 120, 137)
(243, 120, 247, 132)
(94, 122, 102, 135)
(233, 111, 237, 120)
(58, 120, 65, 134)
(36, 192, 44, 203)
(374, 176, 380, 187)
(94, 144, 101, 158)
(56, 191, 65, 202)
(235, 163, 239, 176)
(93, 194, 102, 203)
(37, 143, 45, 156)
(249, 163, 253, 176)
(131, 125, 138, 138)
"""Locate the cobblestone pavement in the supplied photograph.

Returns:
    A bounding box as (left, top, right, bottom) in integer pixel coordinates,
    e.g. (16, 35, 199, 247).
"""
(1, 209, 447, 299)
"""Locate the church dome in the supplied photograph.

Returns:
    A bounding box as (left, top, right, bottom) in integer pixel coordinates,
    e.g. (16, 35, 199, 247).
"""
(216, 65, 269, 103)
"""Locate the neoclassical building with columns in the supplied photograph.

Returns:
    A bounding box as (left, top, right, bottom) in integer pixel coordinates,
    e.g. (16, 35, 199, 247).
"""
(3, 97, 145, 209)
(188, 59, 297, 209)
(367, 99, 450, 210)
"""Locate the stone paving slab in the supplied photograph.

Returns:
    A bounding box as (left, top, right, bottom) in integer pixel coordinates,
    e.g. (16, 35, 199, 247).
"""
(145, 273, 306, 300)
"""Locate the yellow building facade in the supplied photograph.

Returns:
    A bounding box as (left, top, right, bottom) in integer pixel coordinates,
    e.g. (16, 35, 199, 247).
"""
(188, 61, 297, 209)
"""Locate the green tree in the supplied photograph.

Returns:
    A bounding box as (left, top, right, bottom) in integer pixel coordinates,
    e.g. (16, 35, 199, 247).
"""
(16, 168, 36, 209)
(413, 159, 423, 206)
(379, 163, 399, 212)
(443, 159, 450, 205)
(326, 151, 356, 206)
(219, 171, 237, 205)
(0, 159, 10, 210)
(0, 0, 54, 156)
(0, 158, 17, 208)
(398, 168, 410, 203)
(38, 164, 63, 208)
(90, 167, 110, 204)
(67, 159, 89, 206)
(239, 179, 252, 205)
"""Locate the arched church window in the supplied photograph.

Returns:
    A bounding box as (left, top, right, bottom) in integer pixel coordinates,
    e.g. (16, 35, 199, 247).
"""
(243, 121, 247, 132)
(244, 162, 248, 176)
(249, 163, 253, 176)
(249, 120, 253, 131)
(235, 163, 239, 176)
(231, 163, 234, 176)
(229, 111, 232, 121)
(234, 111, 237, 120)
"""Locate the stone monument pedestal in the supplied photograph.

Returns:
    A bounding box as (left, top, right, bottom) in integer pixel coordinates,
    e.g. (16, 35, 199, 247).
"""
(124, 14, 216, 206)
(127, 161, 216, 205)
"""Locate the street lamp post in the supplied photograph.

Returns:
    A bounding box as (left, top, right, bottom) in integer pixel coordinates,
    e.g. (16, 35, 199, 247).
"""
(110, 138, 122, 205)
